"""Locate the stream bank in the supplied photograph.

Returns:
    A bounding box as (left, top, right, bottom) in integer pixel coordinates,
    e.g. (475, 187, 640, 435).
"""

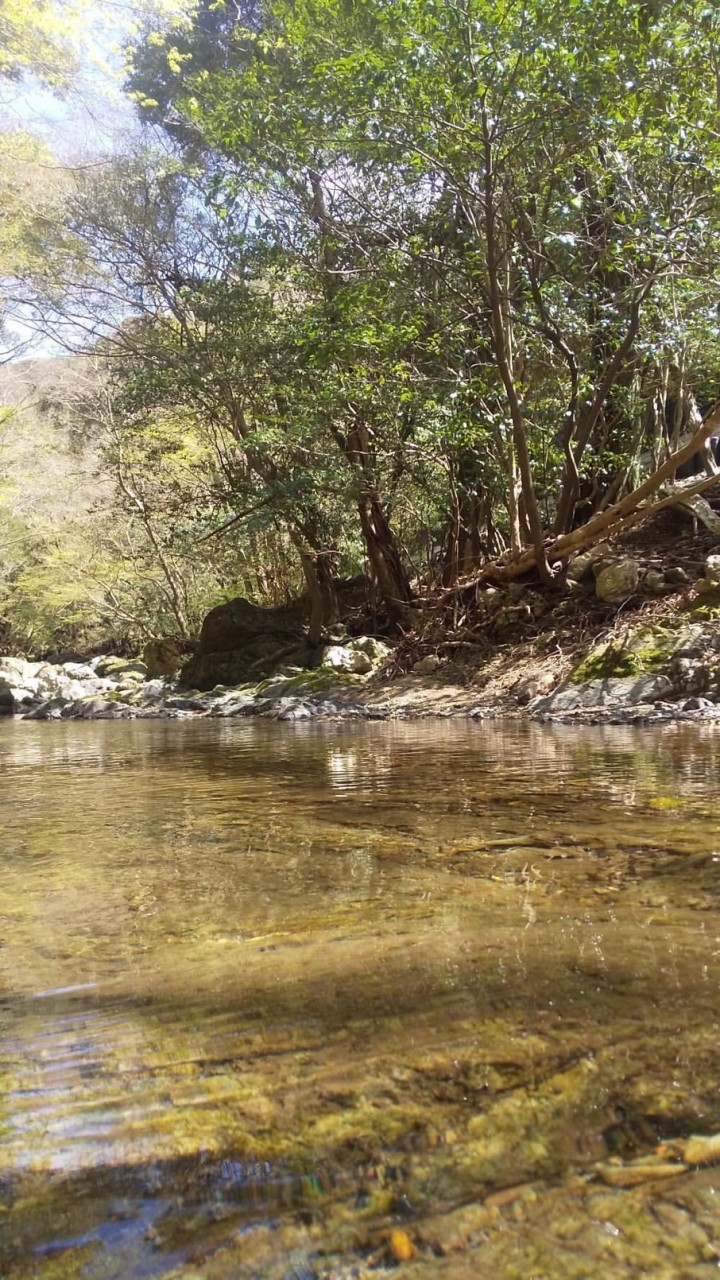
(3, 511, 720, 728)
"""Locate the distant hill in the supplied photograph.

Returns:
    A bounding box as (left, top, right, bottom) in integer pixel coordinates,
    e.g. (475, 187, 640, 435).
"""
(0, 354, 110, 525)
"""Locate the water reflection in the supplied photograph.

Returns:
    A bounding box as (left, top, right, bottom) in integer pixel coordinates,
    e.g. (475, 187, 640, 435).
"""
(2, 719, 720, 1277)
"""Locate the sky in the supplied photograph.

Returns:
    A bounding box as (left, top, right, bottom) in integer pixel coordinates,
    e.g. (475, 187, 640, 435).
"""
(1, 0, 189, 359)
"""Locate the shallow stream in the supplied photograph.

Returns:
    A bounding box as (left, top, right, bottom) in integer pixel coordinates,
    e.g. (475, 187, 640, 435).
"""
(1, 719, 720, 1278)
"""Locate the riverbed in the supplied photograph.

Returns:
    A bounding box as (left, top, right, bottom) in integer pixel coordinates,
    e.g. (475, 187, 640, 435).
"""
(1, 719, 720, 1277)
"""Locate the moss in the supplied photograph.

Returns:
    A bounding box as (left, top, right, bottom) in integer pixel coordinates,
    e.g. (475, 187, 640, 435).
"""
(685, 586, 720, 620)
(254, 668, 363, 696)
(571, 643, 641, 684)
(571, 626, 678, 684)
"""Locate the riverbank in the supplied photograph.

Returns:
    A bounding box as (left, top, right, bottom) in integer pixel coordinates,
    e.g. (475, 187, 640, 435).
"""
(2, 624, 720, 728)
(3, 511, 720, 728)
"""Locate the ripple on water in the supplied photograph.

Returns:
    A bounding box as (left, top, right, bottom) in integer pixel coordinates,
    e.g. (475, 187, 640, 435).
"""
(2, 718, 720, 1277)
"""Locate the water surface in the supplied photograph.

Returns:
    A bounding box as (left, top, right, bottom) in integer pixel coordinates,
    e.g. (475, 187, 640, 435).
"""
(1, 719, 720, 1277)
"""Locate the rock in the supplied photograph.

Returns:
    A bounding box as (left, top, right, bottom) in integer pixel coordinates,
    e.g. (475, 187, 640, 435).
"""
(207, 694, 256, 717)
(477, 586, 502, 613)
(664, 566, 690, 585)
(25, 697, 69, 720)
(506, 581, 526, 603)
(143, 638, 184, 678)
(704, 554, 720, 586)
(275, 701, 314, 721)
(0, 681, 14, 716)
(566, 543, 611, 583)
(667, 653, 711, 696)
(413, 654, 443, 676)
(682, 1132, 720, 1167)
(513, 673, 555, 705)
(595, 560, 640, 604)
(60, 662, 96, 680)
(682, 696, 716, 711)
(348, 635, 392, 664)
(321, 644, 373, 675)
(533, 674, 673, 715)
(165, 695, 211, 712)
(0, 656, 43, 682)
(644, 569, 668, 595)
(136, 679, 167, 703)
(93, 656, 148, 680)
(64, 696, 127, 720)
(180, 596, 308, 690)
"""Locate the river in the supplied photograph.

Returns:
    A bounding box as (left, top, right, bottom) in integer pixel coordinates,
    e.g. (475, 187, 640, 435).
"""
(1, 719, 720, 1278)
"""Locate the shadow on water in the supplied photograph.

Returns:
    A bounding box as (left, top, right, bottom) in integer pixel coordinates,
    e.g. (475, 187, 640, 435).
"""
(2, 719, 720, 1276)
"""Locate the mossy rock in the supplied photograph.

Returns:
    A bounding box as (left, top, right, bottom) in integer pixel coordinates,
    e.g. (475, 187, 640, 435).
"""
(255, 668, 363, 698)
(571, 625, 688, 685)
(685, 585, 720, 620)
(94, 656, 148, 680)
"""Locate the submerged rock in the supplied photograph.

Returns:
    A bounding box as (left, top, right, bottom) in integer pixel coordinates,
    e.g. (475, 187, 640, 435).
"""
(682, 1132, 720, 1167)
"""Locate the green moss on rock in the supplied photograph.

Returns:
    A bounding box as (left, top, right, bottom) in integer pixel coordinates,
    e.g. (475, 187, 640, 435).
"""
(571, 626, 682, 685)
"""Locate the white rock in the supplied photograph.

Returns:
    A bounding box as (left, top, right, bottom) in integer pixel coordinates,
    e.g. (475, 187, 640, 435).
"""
(321, 645, 373, 675)
(347, 636, 392, 664)
(704, 554, 720, 585)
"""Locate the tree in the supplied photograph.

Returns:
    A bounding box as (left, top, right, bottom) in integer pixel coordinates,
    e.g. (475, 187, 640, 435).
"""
(136, 0, 720, 582)
(0, 0, 77, 87)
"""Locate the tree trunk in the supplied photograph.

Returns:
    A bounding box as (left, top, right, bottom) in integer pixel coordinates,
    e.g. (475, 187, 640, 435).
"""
(481, 111, 554, 583)
(297, 547, 338, 646)
(357, 491, 414, 628)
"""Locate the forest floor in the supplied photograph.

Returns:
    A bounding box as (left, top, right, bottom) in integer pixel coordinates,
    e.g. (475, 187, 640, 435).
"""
(358, 507, 720, 718)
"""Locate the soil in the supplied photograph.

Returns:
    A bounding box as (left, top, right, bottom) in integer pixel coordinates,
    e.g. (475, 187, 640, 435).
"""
(361, 507, 720, 717)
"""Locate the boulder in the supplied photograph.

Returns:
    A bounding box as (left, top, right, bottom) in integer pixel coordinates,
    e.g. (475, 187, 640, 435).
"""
(532, 674, 673, 714)
(348, 635, 392, 665)
(25, 696, 69, 720)
(664, 566, 690, 586)
(0, 680, 14, 716)
(566, 543, 611, 583)
(65, 696, 127, 720)
(321, 644, 373, 675)
(93, 656, 148, 680)
(180, 596, 308, 690)
(60, 662, 96, 680)
(595, 560, 640, 604)
(667, 653, 711, 697)
(143, 638, 184, 678)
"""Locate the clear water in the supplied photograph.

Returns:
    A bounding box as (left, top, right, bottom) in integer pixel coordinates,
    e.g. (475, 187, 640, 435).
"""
(1, 719, 720, 1278)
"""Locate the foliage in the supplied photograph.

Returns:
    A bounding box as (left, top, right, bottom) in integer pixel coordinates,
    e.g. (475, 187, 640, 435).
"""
(4, 0, 720, 650)
(0, 0, 78, 86)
